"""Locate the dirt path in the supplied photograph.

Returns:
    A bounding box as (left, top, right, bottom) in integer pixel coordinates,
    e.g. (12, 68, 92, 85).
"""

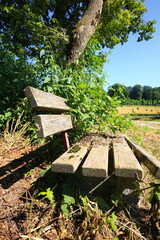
(133, 120, 160, 129)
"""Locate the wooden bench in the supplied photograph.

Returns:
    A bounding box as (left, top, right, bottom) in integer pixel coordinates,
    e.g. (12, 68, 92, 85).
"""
(25, 86, 160, 182)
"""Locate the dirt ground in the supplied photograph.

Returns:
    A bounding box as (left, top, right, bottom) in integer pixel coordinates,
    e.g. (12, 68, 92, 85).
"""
(0, 138, 55, 239)
(133, 120, 160, 129)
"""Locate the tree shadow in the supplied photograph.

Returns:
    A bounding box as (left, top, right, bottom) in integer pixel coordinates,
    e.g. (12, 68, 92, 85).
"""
(0, 140, 64, 189)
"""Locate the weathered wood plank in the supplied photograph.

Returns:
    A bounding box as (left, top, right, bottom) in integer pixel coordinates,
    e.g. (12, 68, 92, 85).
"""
(52, 145, 88, 173)
(125, 137, 160, 179)
(82, 145, 109, 177)
(113, 140, 143, 179)
(34, 115, 73, 138)
(25, 86, 70, 112)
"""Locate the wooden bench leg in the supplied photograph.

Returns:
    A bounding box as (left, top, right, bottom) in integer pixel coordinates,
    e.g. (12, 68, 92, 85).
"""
(61, 131, 70, 151)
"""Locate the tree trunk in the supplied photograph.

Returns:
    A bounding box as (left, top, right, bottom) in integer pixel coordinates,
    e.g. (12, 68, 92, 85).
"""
(66, 0, 103, 66)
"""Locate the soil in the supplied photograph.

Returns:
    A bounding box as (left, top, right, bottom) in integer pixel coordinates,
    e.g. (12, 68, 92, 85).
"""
(0, 139, 56, 239)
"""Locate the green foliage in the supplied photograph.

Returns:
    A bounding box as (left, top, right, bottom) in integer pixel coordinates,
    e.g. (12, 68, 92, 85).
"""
(61, 184, 75, 217)
(0, 0, 156, 61)
(39, 53, 131, 137)
(0, 0, 68, 59)
(99, 0, 155, 48)
(106, 212, 118, 231)
(108, 83, 127, 99)
(149, 183, 160, 208)
(0, 46, 39, 109)
(108, 84, 160, 106)
(24, 169, 35, 177)
(39, 165, 51, 177)
(38, 187, 55, 204)
(0, 45, 132, 138)
(0, 45, 45, 130)
(90, 196, 109, 211)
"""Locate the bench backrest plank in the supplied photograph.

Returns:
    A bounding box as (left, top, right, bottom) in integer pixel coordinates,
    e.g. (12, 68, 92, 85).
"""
(82, 145, 109, 177)
(52, 145, 88, 173)
(25, 86, 73, 139)
(113, 139, 143, 179)
(35, 115, 73, 138)
(25, 86, 70, 112)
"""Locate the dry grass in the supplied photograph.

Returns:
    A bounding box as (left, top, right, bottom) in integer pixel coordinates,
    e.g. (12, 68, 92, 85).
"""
(118, 106, 160, 115)
(0, 112, 30, 156)
(9, 192, 148, 240)
(126, 124, 160, 160)
(126, 123, 160, 212)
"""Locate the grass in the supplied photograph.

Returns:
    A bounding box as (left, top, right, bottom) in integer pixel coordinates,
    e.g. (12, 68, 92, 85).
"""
(0, 112, 30, 156)
(126, 124, 160, 160)
(131, 115, 160, 121)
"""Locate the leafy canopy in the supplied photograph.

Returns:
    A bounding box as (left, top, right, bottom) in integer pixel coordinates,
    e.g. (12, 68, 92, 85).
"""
(0, 0, 156, 63)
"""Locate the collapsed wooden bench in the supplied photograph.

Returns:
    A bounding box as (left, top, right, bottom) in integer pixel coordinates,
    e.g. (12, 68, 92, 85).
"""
(25, 86, 160, 182)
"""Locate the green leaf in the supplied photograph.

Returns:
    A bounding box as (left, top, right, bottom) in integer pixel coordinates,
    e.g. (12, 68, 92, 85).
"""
(61, 183, 75, 216)
(80, 196, 88, 207)
(45, 58, 49, 65)
(107, 212, 117, 231)
(40, 49, 45, 58)
(39, 165, 51, 177)
(44, 76, 50, 83)
(4, 112, 12, 118)
(46, 188, 55, 204)
(78, 83, 87, 89)
(61, 203, 70, 216)
(46, 85, 53, 92)
(63, 194, 75, 205)
(61, 194, 75, 216)
(114, 237, 119, 240)
(38, 188, 55, 204)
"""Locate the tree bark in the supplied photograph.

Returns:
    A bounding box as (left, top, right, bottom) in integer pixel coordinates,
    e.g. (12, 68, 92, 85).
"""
(66, 0, 103, 66)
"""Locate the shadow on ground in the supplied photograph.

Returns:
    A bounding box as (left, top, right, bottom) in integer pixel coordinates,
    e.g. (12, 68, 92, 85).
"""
(0, 140, 64, 189)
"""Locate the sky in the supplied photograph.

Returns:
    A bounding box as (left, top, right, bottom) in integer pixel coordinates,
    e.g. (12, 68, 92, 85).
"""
(103, 0, 160, 90)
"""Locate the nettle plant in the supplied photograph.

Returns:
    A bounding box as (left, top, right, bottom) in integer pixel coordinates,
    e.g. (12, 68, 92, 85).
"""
(40, 50, 131, 138)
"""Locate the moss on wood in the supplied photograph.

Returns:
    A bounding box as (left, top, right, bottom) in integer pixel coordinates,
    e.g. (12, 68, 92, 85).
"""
(68, 145, 81, 153)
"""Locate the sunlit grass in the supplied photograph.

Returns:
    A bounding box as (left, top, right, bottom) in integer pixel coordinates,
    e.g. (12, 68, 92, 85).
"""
(126, 123, 160, 160)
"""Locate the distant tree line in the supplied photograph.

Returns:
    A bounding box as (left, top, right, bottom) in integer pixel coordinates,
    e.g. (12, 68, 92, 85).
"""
(108, 84, 160, 106)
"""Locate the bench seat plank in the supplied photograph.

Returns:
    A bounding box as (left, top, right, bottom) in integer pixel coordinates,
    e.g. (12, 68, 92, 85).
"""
(52, 145, 88, 173)
(125, 137, 160, 179)
(113, 140, 143, 179)
(35, 115, 73, 138)
(25, 86, 70, 112)
(82, 145, 109, 177)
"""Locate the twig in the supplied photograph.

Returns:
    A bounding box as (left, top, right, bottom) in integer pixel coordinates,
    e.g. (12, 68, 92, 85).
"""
(31, 216, 60, 233)
(118, 220, 147, 240)
(89, 172, 114, 195)
(20, 235, 43, 240)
